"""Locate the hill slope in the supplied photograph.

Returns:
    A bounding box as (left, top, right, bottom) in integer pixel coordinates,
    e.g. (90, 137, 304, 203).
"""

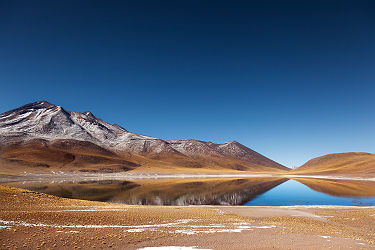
(0, 101, 288, 174)
(292, 152, 375, 177)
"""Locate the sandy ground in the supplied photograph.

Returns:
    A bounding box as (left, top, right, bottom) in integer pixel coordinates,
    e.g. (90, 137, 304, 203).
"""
(0, 185, 374, 249)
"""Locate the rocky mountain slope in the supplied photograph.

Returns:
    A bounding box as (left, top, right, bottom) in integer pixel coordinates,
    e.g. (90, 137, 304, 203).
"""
(292, 152, 375, 177)
(0, 101, 288, 173)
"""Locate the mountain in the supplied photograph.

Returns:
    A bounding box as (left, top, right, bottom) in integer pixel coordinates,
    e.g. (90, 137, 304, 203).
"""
(0, 101, 288, 174)
(292, 152, 375, 177)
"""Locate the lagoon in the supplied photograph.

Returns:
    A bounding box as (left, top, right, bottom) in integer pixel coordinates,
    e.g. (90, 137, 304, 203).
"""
(2, 177, 375, 206)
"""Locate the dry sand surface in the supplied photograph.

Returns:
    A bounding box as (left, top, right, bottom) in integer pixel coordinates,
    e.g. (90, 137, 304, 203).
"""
(0, 185, 374, 249)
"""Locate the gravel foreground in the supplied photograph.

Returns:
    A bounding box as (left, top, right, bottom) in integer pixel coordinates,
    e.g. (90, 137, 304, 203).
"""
(0, 185, 374, 249)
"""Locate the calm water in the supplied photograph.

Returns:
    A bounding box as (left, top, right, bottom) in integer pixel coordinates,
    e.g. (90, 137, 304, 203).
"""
(246, 179, 375, 206)
(3, 177, 375, 206)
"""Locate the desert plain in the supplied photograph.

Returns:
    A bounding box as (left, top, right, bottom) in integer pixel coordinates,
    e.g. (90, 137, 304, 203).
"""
(0, 179, 374, 250)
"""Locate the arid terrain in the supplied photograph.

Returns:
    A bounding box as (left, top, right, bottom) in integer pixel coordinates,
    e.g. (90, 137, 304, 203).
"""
(0, 101, 288, 175)
(0, 185, 374, 249)
(2, 0, 375, 248)
(2, 101, 375, 180)
(292, 152, 375, 178)
(1, 101, 375, 249)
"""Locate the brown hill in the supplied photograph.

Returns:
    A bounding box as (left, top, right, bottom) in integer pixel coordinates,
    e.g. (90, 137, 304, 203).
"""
(292, 152, 375, 177)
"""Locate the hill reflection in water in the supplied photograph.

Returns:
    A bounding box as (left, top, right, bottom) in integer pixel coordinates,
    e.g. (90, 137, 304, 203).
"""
(4, 177, 375, 206)
(246, 179, 375, 206)
(292, 178, 375, 197)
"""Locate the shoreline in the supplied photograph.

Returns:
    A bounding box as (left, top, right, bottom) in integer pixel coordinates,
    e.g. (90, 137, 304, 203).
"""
(2, 172, 375, 182)
(283, 174, 375, 181)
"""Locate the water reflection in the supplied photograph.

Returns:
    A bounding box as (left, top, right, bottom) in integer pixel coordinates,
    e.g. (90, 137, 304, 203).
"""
(3, 177, 375, 206)
(246, 179, 375, 206)
(292, 178, 375, 197)
(5, 178, 287, 205)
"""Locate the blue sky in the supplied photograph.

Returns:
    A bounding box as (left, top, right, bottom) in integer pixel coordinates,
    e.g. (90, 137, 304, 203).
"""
(1, 1, 374, 167)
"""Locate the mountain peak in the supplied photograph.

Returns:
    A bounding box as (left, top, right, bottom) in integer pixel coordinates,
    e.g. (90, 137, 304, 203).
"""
(0, 101, 127, 143)
(0, 101, 288, 173)
(0, 101, 57, 118)
(19, 100, 56, 110)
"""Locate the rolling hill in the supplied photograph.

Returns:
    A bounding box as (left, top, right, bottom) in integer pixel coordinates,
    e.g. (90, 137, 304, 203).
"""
(292, 152, 375, 177)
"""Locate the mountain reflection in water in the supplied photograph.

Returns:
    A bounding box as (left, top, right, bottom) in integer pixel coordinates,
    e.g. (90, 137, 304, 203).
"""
(3, 177, 375, 206)
(5, 178, 287, 205)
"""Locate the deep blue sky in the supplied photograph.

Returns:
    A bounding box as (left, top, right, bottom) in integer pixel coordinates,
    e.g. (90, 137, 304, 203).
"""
(1, 1, 374, 167)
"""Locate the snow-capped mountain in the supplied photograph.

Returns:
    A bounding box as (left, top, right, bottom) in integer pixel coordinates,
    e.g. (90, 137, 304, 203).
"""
(0, 101, 126, 141)
(0, 101, 178, 155)
(0, 101, 288, 172)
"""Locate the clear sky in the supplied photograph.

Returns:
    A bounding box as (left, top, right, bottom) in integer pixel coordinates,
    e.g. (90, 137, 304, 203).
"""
(1, 1, 374, 167)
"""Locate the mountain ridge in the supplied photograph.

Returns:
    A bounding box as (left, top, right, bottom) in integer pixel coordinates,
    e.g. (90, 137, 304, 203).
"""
(0, 101, 288, 173)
